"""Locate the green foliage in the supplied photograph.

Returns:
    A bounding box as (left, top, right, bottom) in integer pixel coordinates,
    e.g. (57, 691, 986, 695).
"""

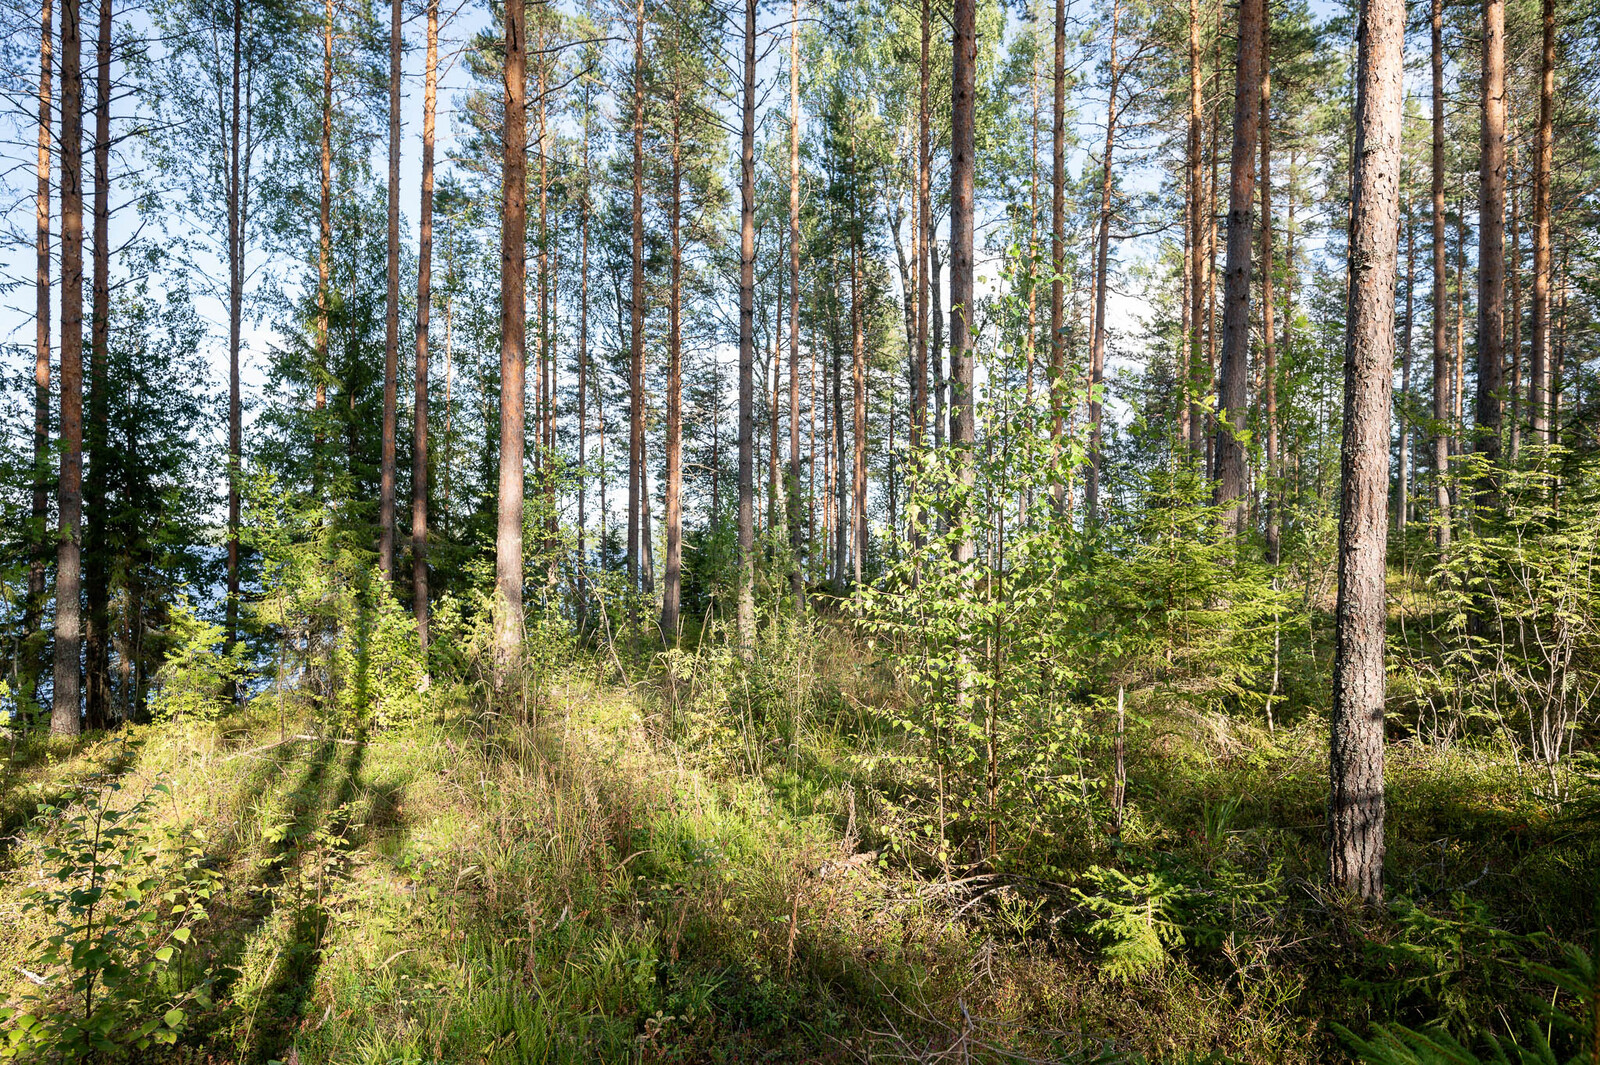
(0, 778, 221, 1060)
(149, 597, 247, 723)
(1073, 866, 1188, 979)
(1342, 926, 1600, 1065)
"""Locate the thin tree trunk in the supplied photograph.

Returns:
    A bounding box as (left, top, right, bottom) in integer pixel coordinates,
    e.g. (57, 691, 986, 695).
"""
(52, 0, 84, 736)
(226, 0, 246, 694)
(1399, 202, 1414, 532)
(83, 0, 111, 730)
(852, 209, 868, 589)
(789, 0, 805, 615)
(1330, 0, 1403, 905)
(832, 299, 846, 590)
(737, 0, 757, 651)
(1530, 0, 1553, 445)
(1430, 0, 1451, 546)
(629, 0, 645, 617)
(413, 0, 437, 651)
(1185, 0, 1205, 460)
(661, 99, 684, 642)
(494, 0, 527, 694)
(1508, 132, 1521, 461)
(316, 0, 332, 480)
(1215, 0, 1264, 539)
(578, 87, 591, 626)
(950, 0, 976, 557)
(1475, 0, 1506, 471)
(1051, 0, 1068, 488)
(380, 0, 401, 580)
(1085, 0, 1121, 527)
(932, 242, 945, 449)
(1261, 11, 1279, 562)
(29, 0, 52, 671)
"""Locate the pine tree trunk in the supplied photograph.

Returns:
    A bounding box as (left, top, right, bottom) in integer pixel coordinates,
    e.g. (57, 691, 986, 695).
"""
(789, 0, 805, 615)
(225, 0, 245, 698)
(84, 0, 111, 730)
(380, 0, 401, 580)
(1261, 12, 1279, 563)
(316, 0, 332, 477)
(1050, 0, 1067, 484)
(1475, 0, 1506, 471)
(1508, 135, 1521, 462)
(52, 0, 84, 736)
(628, 0, 646, 617)
(737, 0, 757, 651)
(852, 217, 868, 589)
(950, 0, 976, 556)
(413, 0, 437, 652)
(1215, 0, 1264, 539)
(1430, 0, 1451, 547)
(1399, 205, 1414, 532)
(1185, 0, 1205, 460)
(1530, 0, 1553, 445)
(661, 101, 684, 642)
(29, 0, 52, 678)
(1330, 0, 1403, 905)
(578, 90, 591, 628)
(494, 0, 527, 695)
(1085, 0, 1121, 527)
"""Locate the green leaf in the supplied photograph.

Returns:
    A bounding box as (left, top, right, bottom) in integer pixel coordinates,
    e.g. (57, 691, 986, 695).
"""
(163, 1007, 185, 1028)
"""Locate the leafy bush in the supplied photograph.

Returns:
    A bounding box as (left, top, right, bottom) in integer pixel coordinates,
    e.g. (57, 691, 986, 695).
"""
(0, 778, 221, 1060)
(149, 597, 246, 723)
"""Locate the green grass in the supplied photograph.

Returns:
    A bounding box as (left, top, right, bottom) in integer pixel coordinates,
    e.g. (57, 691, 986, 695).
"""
(2, 635, 1596, 1064)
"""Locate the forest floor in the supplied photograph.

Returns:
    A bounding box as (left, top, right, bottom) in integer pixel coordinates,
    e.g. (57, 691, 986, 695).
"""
(2, 631, 1597, 1064)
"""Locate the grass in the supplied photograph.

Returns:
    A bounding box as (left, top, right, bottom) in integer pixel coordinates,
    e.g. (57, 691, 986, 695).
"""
(2, 624, 1596, 1063)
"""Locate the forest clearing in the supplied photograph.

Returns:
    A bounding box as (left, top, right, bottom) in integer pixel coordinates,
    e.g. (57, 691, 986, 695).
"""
(2, 0, 1599, 1059)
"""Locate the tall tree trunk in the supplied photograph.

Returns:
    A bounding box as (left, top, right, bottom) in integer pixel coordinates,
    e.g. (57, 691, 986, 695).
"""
(494, 0, 527, 695)
(316, 0, 332, 482)
(831, 300, 846, 591)
(917, 0, 932, 472)
(1398, 203, 1414, 532)
(789, 0, 805, 615)
(414, 0, 438, 652)
(661, 101, 684, 642)
(1050, 0, 1067, 487)
(1261, 12, 1279, 563)
(1530, 0, 1553, 445)
(1084, 0, 1121, 527)
(1215, 0, 1264, 539)
(29, 0, 52, 677)
(380, 0, 401, 580)
(1330, 0, 1403, 905)
(737, 0, 757, 651)
(1475, 0, 1506, 471)
(950, 0, 976, 554)
(1185, 0, 1205, 460)
(852, 209, 868, 589)
(225, 0, 245, 697)
(1508, 133, 1521, 462)
(1430, 0, 1451, 546)
(628, 0, 645, 616)
(932, 242, 945, 449)
(53, 0, 84, 736)
(578, 90, 591, 627)
(83, 0, 111, 730)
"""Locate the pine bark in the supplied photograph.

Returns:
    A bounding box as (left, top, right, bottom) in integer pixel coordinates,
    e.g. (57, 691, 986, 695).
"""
(83, 0, 111, 729)
(628, 0, 645, 611)
(1529, 0, 1553, 445)
(1050, 0, 1067, 475)
(736, 0, 757, 650)
(52, 0, 84, 736)
(1185, 0, 1205, 460)
(414, 0, 438, 650)
(950, 0, 976, 556)
(1430, 0, 1451, 547)
(380, 0, 401, 579)
(494, 0, 527, 692)
(1330, 0, 1403, 905)
(789, 0, 805, 615)
(1475, 0, 1506, 469)
(1085, 0, 1121, 527)
(1215, 0, 1264, 539)
(661, 98, 685, 641)
(29, 0, 51, 661)
(1260, 12, 1279, 563)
